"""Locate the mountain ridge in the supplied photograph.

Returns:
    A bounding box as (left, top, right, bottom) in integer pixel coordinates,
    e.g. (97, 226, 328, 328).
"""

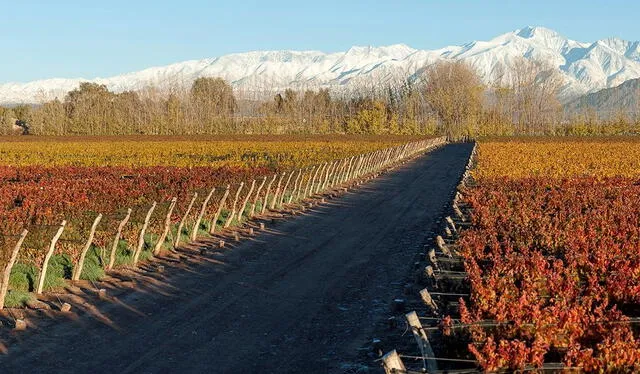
(2, 26, 639, 105)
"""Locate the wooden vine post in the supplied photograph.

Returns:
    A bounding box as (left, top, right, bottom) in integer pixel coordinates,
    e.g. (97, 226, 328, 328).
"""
(279, 172, 294, 206)
(36, 220, 67, 295)
(0, 229, 28, 309)
(108, 208, 132, 270)
(174, 192, 198, 248)
(210, 185, 231, 234)
(309, 164, 321, 195)
(323, 161, 334, 189)
(224, 183, 244, 228)
(344, 157, 354, 183)
(315, 163, 327, 193)
(72, 213, 103, 281)
(191, 188, 215, 241)
(270, 173, 286, 210)
(154, 197, 177, 255)
(303, 166, 317, 198)
(288, 169, 302, 203)
(250, 177, 267, 218)
(382, 350, 406, 374)
(331, 160, 341, 187)
(406, 311, 438, 372)
(337, 159, 345, 184)
(133, 202, 157, 266)
(261, 175, 277, 215)
(237, 180, 256, 222)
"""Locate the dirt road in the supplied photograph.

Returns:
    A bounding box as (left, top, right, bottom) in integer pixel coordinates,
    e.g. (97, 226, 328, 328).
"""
(0, 143, 472, 373)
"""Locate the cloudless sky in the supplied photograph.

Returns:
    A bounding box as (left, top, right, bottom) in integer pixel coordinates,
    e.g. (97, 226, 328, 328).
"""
(1, 1, 638, 83)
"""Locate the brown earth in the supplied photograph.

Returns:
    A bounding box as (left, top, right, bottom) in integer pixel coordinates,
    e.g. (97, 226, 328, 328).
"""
(0, 143, 472, 373)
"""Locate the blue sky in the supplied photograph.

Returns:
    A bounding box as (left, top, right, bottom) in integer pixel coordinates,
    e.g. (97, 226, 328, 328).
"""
(1, 1, 638, 83)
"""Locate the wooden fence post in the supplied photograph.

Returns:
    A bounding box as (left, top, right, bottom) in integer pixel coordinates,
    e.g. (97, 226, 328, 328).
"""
(108, 208, 132, 270)
(250, 177, 267, 218)
(406, 311, 438, 372)
(337, 158, 348, 185)
(303, 166, 317, 198)
(154, 197, 177, 255)
(133, 202, 157, 266)
(270, 173, 286, 210)
(0, 229, 28, 309)
(36, 220, 67, 295)
(344, 157, 354, 183)
(325, 161, 337, 189)
(420, 288, 440, 313)
(261, 175, 277, 215)
(175, 192, 198, 248)
(288, 169, 302, 204)
(315, 163, 327, 193)
(238, 179, 256, 222)
(296, 169, 309, 201)
(191, 187, 215, 241)
(224, 182, 244, 228)
(279, 172, 294, 206)
(72, 213, 103, 281)
(320, 162, 331, 190)
(210, 185, 231, 234)
(381, 350, 406, 374)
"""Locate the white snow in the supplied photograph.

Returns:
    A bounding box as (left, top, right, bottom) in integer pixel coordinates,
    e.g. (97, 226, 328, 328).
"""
(2, 26, 639, 105)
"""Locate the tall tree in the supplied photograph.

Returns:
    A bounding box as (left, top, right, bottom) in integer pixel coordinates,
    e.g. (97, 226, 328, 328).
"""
(422, 61, 484, 140)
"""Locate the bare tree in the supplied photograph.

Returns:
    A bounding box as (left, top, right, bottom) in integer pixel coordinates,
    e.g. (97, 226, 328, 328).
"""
(421, 61, 484, 140)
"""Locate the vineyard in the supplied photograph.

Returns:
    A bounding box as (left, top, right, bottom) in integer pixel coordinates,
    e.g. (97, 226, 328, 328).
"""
(0, 135, 444, 311)
(0, 135, 411, 168)
(380, 138, 640, 373)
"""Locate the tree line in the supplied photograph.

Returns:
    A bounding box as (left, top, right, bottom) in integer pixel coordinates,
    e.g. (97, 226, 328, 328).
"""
(1, 59, 639, 137)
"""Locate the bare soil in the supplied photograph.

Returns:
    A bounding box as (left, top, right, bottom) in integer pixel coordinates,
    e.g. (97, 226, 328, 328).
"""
(0, 143, 472, 373)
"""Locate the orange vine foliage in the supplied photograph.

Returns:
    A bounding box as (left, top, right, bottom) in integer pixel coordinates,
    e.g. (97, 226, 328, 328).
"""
(456, 137, 640, 372)
(474, 137, 640, 179)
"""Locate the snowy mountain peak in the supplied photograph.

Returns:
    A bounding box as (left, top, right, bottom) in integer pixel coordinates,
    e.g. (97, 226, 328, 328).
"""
(1, 26, 639, 105)
(516, 26, 561, 39)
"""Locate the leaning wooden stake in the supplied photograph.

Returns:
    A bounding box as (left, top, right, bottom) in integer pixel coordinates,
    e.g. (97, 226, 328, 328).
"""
(304, 166, 318, 198)
(0, 229, 28, 309)
(436, 235, 453, 257)
(315, 163, 327, 193)
(381, 350, 406, 374)
(154, 197, 177, 255)
(174, 192, 198, 248)
(133, 202, 157, 266)
(420, 288, 439, 313)
(445, 216, 458, 235)
(270, 173, 286, 210)
(237, 180, 256, 222)
(108, 208, 132, 270)
(279, 172, 294, 206)
(250, 177, 267, 218)
(72, 213, 103, 281)
(36, 220, 67, 295)
(288, 169, 302, 204)
(406, 311, 438, 372)
(261, 175, 277, 215)
(210, 185, 231, 234)
(224, 183, 244, 228)
(191, 187, 215, 241)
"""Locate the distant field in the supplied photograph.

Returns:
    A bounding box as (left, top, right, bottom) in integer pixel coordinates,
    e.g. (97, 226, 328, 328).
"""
(0, 135, 415, 168)
(475, 136, 640, 178)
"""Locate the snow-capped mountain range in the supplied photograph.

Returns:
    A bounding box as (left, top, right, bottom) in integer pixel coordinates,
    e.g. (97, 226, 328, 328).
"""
(2, 26, 639, 105)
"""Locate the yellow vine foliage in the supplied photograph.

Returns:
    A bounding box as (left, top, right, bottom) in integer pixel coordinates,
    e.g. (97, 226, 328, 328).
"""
(475, 137, 640, 179)
(0, 135, 414, 169)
